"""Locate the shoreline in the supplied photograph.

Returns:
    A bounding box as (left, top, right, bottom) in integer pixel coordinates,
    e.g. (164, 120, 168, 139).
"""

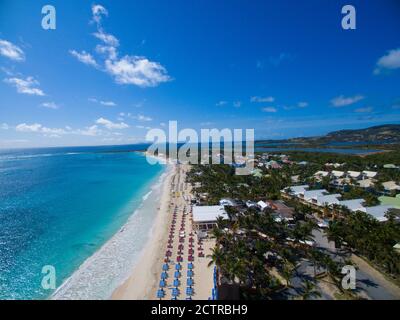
(111, 160, 176, 299)
(52, 159, 169, 300)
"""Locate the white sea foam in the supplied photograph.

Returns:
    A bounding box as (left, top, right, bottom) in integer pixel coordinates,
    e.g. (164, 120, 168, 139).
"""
(52, 165, 170, 300)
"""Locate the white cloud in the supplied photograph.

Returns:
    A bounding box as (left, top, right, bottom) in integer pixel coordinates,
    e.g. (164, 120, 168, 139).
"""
(89, 98, 116, 106)
(77, 125, 101, 136)
(70, 50, 98, 67)
(136, 114, 152, 121)
(96, 117, 129, 129)
(330, 95, 364, 107)
(4, 76, 45, 96)
(16, 123, 68, 136)
(1, 123, 9, 130)
(41, 102, 59, 109)
(262, 107, 277, 113)
(93, 30, 119, 47)
(233, 101, 242, 108)
(250, 96, 274, 103)
(70, 4, 171, 88)
(16, 123, 43, 132)
(0, 39, 25, 61)
(374, 48, 400, 74)
(216, 101, 228, 106)
(95, 44, 117, 60)
(100, 100, 116, 106)
(91, 4, 108, 24)
(355, 106, 373, 113)
(105, 55, 171, 87)
(298, 101, 308, 108)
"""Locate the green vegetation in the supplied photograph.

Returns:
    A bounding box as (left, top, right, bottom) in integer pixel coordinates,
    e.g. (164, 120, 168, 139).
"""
(207, 206, 342, 299)
(327, 209, 400, 278)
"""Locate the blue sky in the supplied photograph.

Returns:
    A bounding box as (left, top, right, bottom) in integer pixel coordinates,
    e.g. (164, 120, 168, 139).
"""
(0, 0, 399, 148)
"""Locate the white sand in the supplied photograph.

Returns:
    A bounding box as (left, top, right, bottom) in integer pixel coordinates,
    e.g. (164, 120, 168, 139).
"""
(112, 164, 215, 300)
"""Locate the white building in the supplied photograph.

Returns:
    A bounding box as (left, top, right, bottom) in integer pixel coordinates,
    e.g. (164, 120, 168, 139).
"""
(284, 185, 309, 196)
(192, 205, 228, 231)
(331, 170, 345, 178)
(382, 181, 400, 192)
(257, 200, 269, 211)
(316, 194, 342, 207)
(363, 170, 378, 179)
(358, 179, 375, 189)
(347, 171, 362, 179)
(314, 171, 329, 178)
(338, 199, 365, 212)
(360, 205, 395, 222)
(303, 189, 328, 203)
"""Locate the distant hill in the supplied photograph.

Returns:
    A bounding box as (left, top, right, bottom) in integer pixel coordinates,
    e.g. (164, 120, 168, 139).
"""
(257, 124, 400, 144)
(289, 124, 400, 144)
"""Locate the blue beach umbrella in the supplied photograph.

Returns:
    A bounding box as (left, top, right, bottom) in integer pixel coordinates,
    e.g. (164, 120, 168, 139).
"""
(188, 262, 193, 269)
(187, 270, 194, 277)
(172, 288, 179, 297)
(162, 263, 169, 271)
(173, 279, 180, 287)
(157, 289, 165, 299)
(161, 272, 168, 279)
(187, 278, 194, 286)
(186, 287, 193, 296)
(159, 280, 166, 287)
(174, 271, 181, 278)
(175, 263, 182, 271)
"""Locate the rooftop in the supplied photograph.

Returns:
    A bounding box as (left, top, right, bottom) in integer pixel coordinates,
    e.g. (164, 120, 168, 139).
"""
(192, 205, 228, 223)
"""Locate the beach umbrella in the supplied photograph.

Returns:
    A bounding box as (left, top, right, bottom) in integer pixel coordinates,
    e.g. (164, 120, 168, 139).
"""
(186, 287, 193, 296)
(187, 278, 194, 286)
(188, 249, 194, 254)
(162, 263, 169, 271)
(173, 279, 180, 287)
(189, 238, 194, 243)
(157, 289, 165, 299)
(188, 262, 193, 269)
(172, 288, 179, 297)
(178, 244, 184, 250)
(159, 280, 166, 287)
(174, 271, 181, 278)
(188, 255, 194, 262)
(161, 272, 168, 279)
(187, 270, 194, 277)
(175, 264, 182, 271)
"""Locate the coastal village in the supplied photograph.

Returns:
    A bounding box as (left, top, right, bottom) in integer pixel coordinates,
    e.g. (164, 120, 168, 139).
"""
(171, 151, 400, 300)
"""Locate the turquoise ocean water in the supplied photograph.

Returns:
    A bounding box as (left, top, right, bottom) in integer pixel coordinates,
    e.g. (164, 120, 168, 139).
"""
(0, 145, 164, 299)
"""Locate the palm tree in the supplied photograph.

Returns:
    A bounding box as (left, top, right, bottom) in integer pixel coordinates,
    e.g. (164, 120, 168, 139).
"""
(299, 280, 321, 300)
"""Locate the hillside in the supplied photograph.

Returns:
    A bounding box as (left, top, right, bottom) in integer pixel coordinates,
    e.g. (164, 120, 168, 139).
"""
(287, 124, 400, 144)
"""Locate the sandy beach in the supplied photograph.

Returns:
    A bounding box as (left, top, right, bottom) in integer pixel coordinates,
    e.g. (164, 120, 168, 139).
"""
(112, 162, 215, 300)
